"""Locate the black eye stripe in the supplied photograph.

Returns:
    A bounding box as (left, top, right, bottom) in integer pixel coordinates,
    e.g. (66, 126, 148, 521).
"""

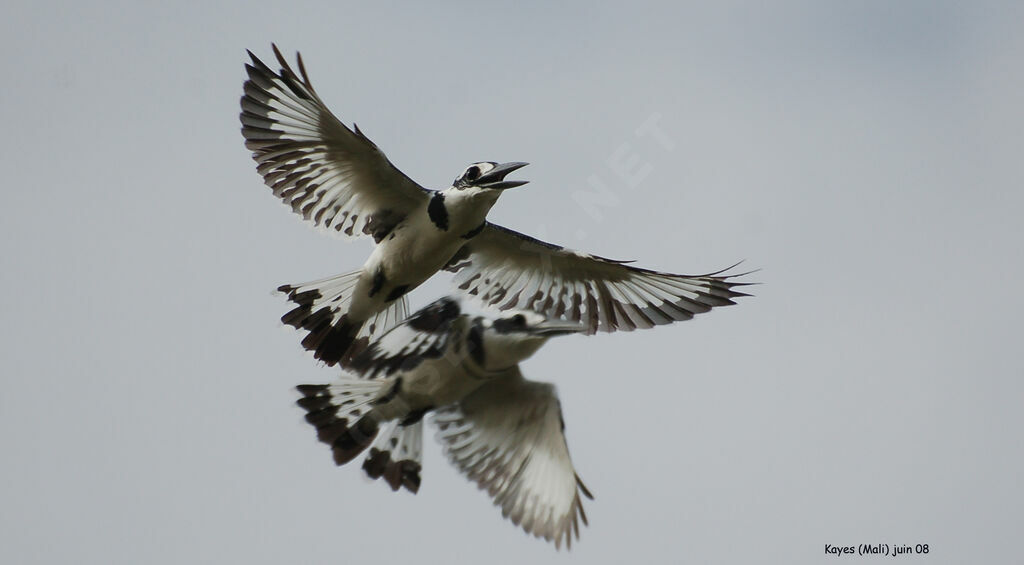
(492, 314, 528, 334)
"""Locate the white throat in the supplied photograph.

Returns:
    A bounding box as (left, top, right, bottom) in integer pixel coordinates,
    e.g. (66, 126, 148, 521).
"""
(481, 333, 547, 371)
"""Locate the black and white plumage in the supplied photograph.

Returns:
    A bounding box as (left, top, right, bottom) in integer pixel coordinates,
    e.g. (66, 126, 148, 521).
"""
(295, 297, 592, 549)
(241, 45, 752, 365)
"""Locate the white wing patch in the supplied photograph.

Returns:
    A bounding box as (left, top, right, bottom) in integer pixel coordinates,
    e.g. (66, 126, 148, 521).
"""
(449, 223, 753, 333)
(347, 297, 464, 379)
(240, 45, 430, 241)
(434, 368, 592, 549)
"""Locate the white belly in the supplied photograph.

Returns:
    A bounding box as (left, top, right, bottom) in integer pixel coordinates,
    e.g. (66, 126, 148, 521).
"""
(348, 192, 494, 321)
(400, 358, 485, 408)
(377, 225, 461, 283)
(346, 223, 463, 321)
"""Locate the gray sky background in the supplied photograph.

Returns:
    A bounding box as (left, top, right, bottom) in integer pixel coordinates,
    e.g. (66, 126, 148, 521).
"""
(3, 2, 1022, 563)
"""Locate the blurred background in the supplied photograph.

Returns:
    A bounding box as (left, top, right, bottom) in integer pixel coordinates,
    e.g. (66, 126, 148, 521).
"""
(2, 1, 1021, 563)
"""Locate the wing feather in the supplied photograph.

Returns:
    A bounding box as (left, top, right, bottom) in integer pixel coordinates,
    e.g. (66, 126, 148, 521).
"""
(240, 45, 430, 241)
(347, 298, 463, 379)
(448, 223, 753, 334)
(434, 369, 592, 549)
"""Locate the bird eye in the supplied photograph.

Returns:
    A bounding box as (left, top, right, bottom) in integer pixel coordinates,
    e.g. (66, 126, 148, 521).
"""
(512, 314, 525, 327)
(464, 166, 481, 182)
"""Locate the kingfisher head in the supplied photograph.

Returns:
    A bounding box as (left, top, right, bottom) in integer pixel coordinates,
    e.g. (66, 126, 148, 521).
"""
(476, 310, 583, 370)
(453, 161, 529, 191)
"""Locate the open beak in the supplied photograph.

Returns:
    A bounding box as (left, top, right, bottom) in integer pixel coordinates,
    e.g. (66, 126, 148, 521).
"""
(478, 161, 529, 190)
(534, 318, 587, 337)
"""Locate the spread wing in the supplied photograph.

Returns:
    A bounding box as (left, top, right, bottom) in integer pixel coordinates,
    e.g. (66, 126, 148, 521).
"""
(446, 223, 753, 333)
(434, 368, 592, 550)
(347, 297, 464, 379)
(240, 45, 430, 241)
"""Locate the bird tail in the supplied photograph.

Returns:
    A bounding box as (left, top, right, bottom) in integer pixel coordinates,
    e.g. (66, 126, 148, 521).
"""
(363, 420, 424, 494)
(296, 379, 390, 465)
(278, 271, 409, 366)
(297, 379, 425, 493)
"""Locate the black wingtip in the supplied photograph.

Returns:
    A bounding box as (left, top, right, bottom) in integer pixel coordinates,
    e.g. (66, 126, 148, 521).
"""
(245, 49, 274, 75)
(311, 321, 361, 367)
(398, 460, 422, 494)
(329, 417, 379, 466)
(296, 384, 328, 397)
(296, 51, 310, 84)
(271, 43, 286, 68)
(362, 448, 422, 494)
(296, 395, 331, 411)
(362, 447, 389, 479)
(298, 409, 379, 467)
(576, 474, 594, 500)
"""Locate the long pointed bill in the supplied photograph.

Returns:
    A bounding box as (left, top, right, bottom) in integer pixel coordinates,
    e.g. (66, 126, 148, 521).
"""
(534, 319, 587, 337)
(478, 161, 529, 189)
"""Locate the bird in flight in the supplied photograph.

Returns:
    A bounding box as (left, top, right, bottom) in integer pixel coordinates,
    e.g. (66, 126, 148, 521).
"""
(296, 297, 592, 549)
(241, 45, 752, 366)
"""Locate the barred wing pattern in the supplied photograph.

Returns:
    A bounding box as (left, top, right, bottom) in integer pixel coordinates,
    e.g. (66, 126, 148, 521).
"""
(241, 45, 430, 240)
(434, 369, 592, 550)
(347, 297, 463, 379)
(447, 224, 752, 334)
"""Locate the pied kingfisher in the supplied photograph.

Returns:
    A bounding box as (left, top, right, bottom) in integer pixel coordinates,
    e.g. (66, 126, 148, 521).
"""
(296, 297, 591, 549)
(241, 45, 752, 366)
